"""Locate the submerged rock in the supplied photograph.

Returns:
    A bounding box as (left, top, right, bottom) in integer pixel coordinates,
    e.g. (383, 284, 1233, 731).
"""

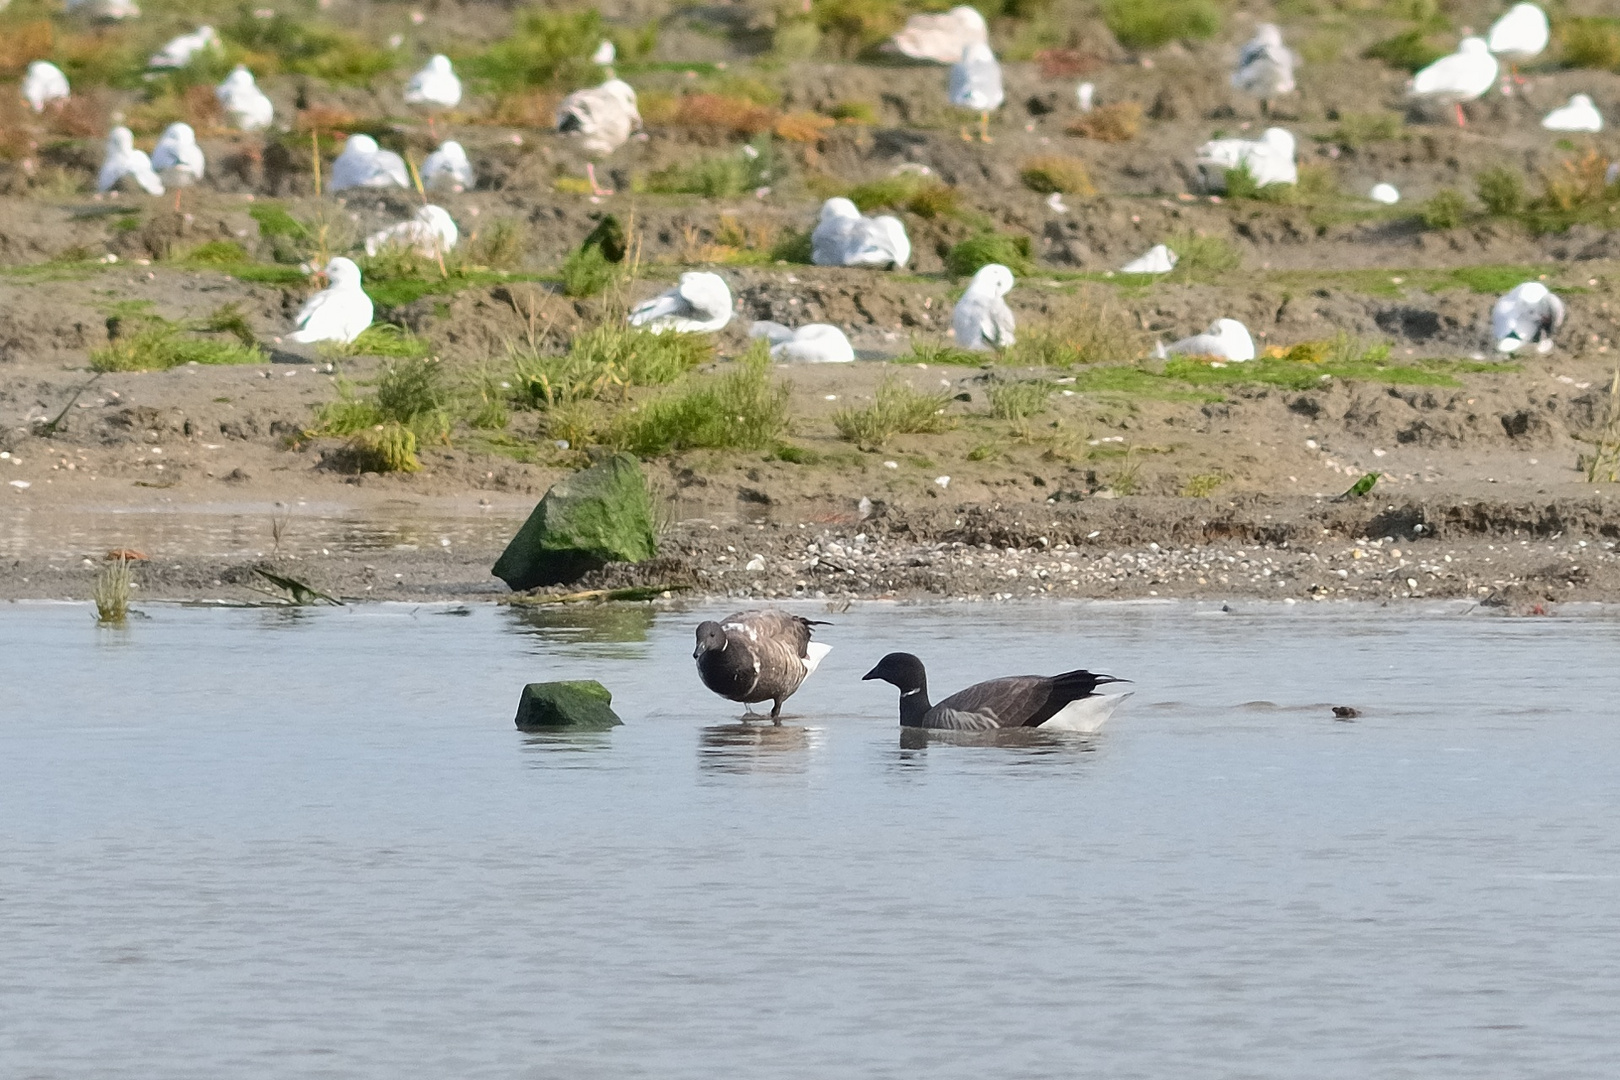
(492, 452, 658, 589)
(514, 680, 623, 730)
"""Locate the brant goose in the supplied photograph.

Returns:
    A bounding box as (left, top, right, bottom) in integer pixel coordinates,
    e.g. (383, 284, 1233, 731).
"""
(694, 611, 831, 721)
(862, 653, 1129, 733)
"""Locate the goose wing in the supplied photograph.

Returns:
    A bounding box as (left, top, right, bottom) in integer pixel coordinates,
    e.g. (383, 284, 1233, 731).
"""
(720, 611, 829, 699)
(928, 669, 1119, 729)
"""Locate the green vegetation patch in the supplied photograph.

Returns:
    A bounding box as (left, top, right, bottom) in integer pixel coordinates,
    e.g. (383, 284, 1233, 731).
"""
(609, 345, 790, 455)
(90, 308, 266, 372)
(1103, 0, 1221, 49)
(833, 379, 955, 446)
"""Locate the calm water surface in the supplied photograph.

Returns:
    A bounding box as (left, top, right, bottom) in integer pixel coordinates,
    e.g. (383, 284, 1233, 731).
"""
(3, 601, 1619, 1079)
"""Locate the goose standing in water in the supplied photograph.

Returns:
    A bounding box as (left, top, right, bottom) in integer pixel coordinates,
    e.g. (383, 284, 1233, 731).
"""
(862, 653, 1130, 733)
(694, 611, 832, 721)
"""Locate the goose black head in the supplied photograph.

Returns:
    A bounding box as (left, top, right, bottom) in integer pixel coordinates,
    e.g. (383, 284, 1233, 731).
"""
(693, 620, 727, 660)
(861, 652, 928, 693)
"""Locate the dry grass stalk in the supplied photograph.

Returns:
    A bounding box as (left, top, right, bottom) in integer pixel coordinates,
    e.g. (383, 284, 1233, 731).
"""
(1581, 368, 1620, 483)
(674, 94, 777, 139)
(1066, 102, 1142, 143)
(95, 556, 133, 625)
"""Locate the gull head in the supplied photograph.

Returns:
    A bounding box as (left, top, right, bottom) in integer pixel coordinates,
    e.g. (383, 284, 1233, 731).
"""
(107, 126, 135, 153)
(428, 54, 453, 73)
(819, 197, 861, 223)
(960, 41, 996, 65)
(344, 134, 380, 154)
(1254, 23, 1283, 47)
(970, 262, 1015, 298)
(326, 257, 363, 290)
(601, 79, 639, 109)
(1458, 36, 1490, 55)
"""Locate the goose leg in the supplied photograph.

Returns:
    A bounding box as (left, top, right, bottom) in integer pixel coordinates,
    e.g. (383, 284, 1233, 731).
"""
(770, 698, 783, 724)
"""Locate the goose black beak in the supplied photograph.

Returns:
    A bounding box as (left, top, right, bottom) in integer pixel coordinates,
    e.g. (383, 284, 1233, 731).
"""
(860, 666, 880, 680)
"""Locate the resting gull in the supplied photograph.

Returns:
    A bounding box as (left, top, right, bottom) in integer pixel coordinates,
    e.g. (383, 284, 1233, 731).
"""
(749, 321, 855, 363)
(148, 26, 220, 70)
(151, 122, 205, 186)
(1492, 282, 1564, 355)
(1156, 318, 1255, 362)
(329, 134, 410, 192)
(1121, 244, 1178, 274)
(98, 127, 164, 196)
(365, 205, 458, 259)
(421, 140, 475, 192)
(1369, 182, 1401, 204)
(404, 54, 461, 109)
(863, 652, 1131, 734)
(953, 263, 1016, 351)
(628, 271, 733, 334)
(949, 41, 1004, 142)
(1195, 126, 1297, 191)
(1542, 94, 1602, 132)
(23, 61, 70, 112)
(695, 611, 831, 721)
(216, 66, 274, 132)
(811, 198, 910, 269)
(289, 258, 374, 345)
(1232, 23, 1296, 116)
(1410, 37, 1497, 127)
(891, 6, 988, 65)
(557, 77, 641, 197)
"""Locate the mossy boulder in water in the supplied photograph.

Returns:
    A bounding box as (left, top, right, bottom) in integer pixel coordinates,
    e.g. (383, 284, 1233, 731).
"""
(492, 452, 657, 589)
(514, 680, 623, 730)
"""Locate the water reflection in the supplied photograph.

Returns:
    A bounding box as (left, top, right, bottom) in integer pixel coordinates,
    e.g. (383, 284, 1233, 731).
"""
(699, 723, 819, 775)
(502, 603, 656, 657)
(519, 731, 616, 762)
(896, 726, 1104, 756)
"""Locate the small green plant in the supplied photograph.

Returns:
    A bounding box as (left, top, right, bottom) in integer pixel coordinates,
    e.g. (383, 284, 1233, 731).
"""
(560, 245, 620, 298)
(345, 421, 421, 473)
(94, 557, 132, 624)
(988, 381, 1051, 420)
(464, 219, 528, 270)
(1477, 166, 1527, 217)
(946, 232, 1034, 277)
(473, 8, 606, 90)
(314, 357, 451, 446)
(642, 146, 771, 198)
(1560, 17, 1620, 71)
(1103, 0, 1220, 49)
(510, 325, 712, 410)
(906, 338, 984, 367)
(1181, 472, 1226, 497)
(179, 240, 252, 265)
(827, 100, 878, 124)
(90, 315, 266, 372)
(610, 344, 790, 454)
(833, 379, 955, 446)
(1363, 28, 1448, 73)
(1019, 156, 1096, 196)
(1332, 111, 1403, 149)
(1008, 302, 1144, 367)
(847, 174, 959, 218)
(1420, 188, 1470, 230)
(322, 325, 432, 360)
(1165, 231, 1240, 282)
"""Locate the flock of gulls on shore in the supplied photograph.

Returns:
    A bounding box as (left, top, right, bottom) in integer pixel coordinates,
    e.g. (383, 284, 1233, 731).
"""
(14, 1, 1576, 358)
(693, 609, 1129, 732)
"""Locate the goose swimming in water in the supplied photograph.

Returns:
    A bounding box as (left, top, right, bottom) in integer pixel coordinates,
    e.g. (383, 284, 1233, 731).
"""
(863, 652, 1130, 733)
(694, 610, 832, 722)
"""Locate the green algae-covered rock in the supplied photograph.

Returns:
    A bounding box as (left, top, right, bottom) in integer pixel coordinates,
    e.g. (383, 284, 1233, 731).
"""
(514, 680, 623, 731)
(492, 452, 657, 590)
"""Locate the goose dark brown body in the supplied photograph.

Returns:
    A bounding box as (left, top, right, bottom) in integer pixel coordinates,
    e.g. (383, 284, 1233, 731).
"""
(693, 610, 830, 721)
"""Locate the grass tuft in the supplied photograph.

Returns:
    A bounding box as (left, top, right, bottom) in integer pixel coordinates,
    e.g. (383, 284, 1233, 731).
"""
(321, 324, 432, 359)
(94, 556, 132, 624)
(1019, 156, 1096, 195)
(1164, 231, 1241, 282)
(609, 344, 789, 455)
(1420, 188, 1470, 230)
(846, 173, 959, 218)
(1476, 166, 1526, 217)
(560, 245, 620, 298)
(833, 379, 955, 446)
(91, 314, 265, 372)
(1065, 102, 1142, 142)
(345, 422, 421, 473)
(1331, 111, 1403, 149)
(642, 144, 773, 197)
(946, 232, 1034, 277)
(1559, 17, 1620, 71)
(1103, 0, 1219, 49)
(1363, 28, 1448, 73)
(987, 381, 1051, 420)
(1008, 301, 1144, 366)
(475, 8, 605, 91)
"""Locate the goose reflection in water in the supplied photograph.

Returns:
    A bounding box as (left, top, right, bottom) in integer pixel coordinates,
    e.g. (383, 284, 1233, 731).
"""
(896, 725, 1106, 756)
(699, 723, 821, 775)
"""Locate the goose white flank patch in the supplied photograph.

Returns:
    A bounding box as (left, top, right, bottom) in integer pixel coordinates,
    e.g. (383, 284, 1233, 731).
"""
(1369, 182, 1401, 204)
(557, 78, 641, 195)
(23, 61, 70, 112)
(1121, 243, 1178, 274)
(421, 141, 475, 192)
(365, 205, 458, 259)
(1488, 3, 1549, 64)
(148, 26, 220, 70)
(289, 258, 373, 345)
(1492, 282, 1565, 355)
(1157, 318, 1256, 362)
(949, 41, 1004, 141)
(329, 135, 410, 192)
(98, 128, 164, 196)
(592, 39, 616, 66)
(748, 321, 855, 363)
(151, 122, 204, 185)
(1196, 127, 1297, 190)
(694, 611, 831, 721)
(863, 652, 1130, 733)
(811, 198, 911, 269)
(1542, 94, 1602, 132)
(628, 271, 732, 334)
(1410, 37, 1497, 126)
(216, 66, 274, 132)
(404, 55, 461, 109)
(1232, 23, 1296, 113)
(953, 263, 1016, 350)
(891, 5, 988, 65)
